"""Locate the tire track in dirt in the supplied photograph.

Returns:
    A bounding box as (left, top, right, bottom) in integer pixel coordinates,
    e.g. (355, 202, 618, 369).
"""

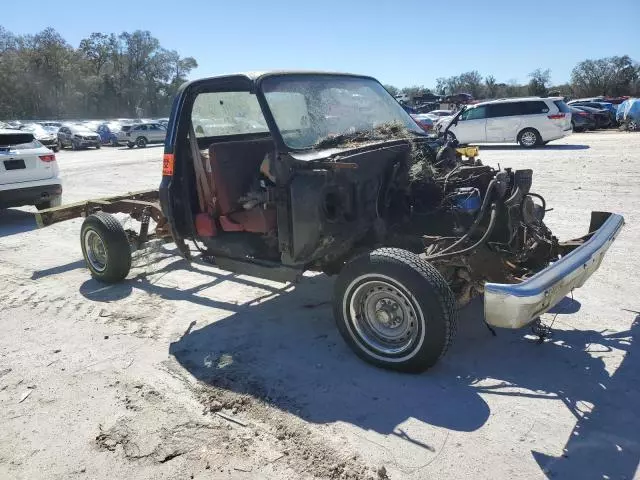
(0, 268, 174, 340)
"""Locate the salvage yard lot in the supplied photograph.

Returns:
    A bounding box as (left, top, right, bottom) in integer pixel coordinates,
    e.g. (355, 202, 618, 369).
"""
(1, 131, 638, 480)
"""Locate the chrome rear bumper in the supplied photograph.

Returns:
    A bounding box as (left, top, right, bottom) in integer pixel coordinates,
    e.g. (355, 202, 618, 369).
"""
(484, 212, 624, 328)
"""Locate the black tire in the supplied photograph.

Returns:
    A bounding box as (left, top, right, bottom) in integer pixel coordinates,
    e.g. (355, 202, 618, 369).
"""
(111, 138, 119, 147)
(52, 145, 59, 153)
(127, 142, 134, 148)
(517, 128, 541, 148)
(80, 212, 131, 283)
(96, 143, 101, 149)
(71, 140, 78, 151)
(136, 137, 147, 148)
(333, 248, 457, 373)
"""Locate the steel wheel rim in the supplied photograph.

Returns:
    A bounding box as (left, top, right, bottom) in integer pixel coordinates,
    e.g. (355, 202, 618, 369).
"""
(521, 131, 536, 146)
(348, 279, 420, 355)
(137, 138, 145, 147)
(84, 229, 108, 272)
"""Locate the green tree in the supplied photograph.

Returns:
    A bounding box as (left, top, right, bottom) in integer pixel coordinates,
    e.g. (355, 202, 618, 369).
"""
(571, 56, 639, 97)
(528, 68, 551, 96)
(0, 26, 199, 119)
(401, 85, 431, 102)
(383, 84, 399, 96)
(484, 75, 498, 98)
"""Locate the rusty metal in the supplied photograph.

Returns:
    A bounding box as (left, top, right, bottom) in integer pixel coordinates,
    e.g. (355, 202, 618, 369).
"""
(35, 189, 161, 227)
(35, 189, 173, 244)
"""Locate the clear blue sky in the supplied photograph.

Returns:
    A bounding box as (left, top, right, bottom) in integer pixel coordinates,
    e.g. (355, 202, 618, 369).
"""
(3, 0, 639, 88)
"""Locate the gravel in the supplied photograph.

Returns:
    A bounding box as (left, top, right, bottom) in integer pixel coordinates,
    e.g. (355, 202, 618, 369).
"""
(0, 132, 638, 479)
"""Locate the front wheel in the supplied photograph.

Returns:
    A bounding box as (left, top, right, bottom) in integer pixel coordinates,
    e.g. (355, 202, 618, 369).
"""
(518, 128, 541, 148)
(136, 137, 147, 148)
(80, 212, 132, 283)
(333, 248, 457, 373)
(95, 143, 101, 149)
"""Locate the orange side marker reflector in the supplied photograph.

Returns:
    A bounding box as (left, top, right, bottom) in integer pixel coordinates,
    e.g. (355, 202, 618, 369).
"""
(162, 154, 175, 176)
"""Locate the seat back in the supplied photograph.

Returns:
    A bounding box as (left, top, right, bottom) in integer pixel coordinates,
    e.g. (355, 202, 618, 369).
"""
(208, 139, 274, 215)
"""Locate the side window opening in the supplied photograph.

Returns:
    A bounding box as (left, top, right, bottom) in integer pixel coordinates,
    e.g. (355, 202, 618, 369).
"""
(191, 91, 269, 138)
(463, 106, 487, 121)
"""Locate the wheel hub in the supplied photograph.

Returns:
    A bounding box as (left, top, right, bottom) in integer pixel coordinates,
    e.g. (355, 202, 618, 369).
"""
(84, 230, 107, 272)
(349, 280, 419, 354)
(522, 132, 536, 145)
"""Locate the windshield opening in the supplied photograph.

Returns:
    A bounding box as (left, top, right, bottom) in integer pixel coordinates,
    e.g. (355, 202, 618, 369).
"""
(261, 75, 423, 150)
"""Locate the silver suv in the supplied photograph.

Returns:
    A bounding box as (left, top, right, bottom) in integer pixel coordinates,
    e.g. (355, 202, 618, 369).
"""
(123, 123, 167, 148)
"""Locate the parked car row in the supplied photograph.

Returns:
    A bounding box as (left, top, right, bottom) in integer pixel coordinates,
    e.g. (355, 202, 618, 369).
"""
(2, 117, 170, 151)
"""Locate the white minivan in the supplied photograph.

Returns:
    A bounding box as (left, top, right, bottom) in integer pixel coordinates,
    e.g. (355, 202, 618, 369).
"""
(438, 97, 573, 147)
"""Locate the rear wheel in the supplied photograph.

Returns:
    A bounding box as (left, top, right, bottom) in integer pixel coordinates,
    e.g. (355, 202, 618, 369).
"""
(80, 212, 132, 283)
(333, 248, 457, 372)
(136, 137, 147, 148)
(110, 138, 119, 147)
(518, 128, 541, 148)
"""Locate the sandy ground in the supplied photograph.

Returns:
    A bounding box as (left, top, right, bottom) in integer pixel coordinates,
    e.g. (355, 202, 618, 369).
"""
(0, 132, 639, 480)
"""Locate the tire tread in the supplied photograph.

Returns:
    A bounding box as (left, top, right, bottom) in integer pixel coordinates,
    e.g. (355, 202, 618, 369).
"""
(81, 212, 131, 283)
(334, 247, 457, 372)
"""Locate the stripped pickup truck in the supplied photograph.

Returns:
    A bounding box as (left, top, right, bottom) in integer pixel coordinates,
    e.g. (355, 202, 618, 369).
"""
(38, 71, 624, 372)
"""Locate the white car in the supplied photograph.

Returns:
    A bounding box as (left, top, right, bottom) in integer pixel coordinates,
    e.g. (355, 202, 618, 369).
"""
(0, 129, 62, 210)
(428, 109, 454, 118)
(438, 97, 572, 147)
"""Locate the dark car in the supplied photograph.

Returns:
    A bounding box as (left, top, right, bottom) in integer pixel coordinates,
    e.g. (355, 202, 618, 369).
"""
(568, 101, 617, 125)
(571, 105, 611, 129)
(57, 124, 101, 150)
(570, 107, 596, 132)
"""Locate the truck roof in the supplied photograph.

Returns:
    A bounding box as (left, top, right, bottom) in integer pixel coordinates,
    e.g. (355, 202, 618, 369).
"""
(180, 70, 376, 91)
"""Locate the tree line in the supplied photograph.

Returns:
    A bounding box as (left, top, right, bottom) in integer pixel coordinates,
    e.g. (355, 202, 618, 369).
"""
(384, 55, 640, 102)
(1, 25, 638, 119)
(0, 26, 198, 119)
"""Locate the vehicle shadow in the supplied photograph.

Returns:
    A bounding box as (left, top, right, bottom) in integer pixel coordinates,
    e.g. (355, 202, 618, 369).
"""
(116, 144, 164, 151)
(76, 259, 640, 478)
(32, 260, 86, 280)
(477, 144, 590, 151)
(0, 208, 38, 238)
(530, 315, 640, 479)
(167, 276, 492, 433)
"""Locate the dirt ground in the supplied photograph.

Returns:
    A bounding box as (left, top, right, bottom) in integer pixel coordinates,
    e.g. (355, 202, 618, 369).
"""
(1, 132, 639, 480)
